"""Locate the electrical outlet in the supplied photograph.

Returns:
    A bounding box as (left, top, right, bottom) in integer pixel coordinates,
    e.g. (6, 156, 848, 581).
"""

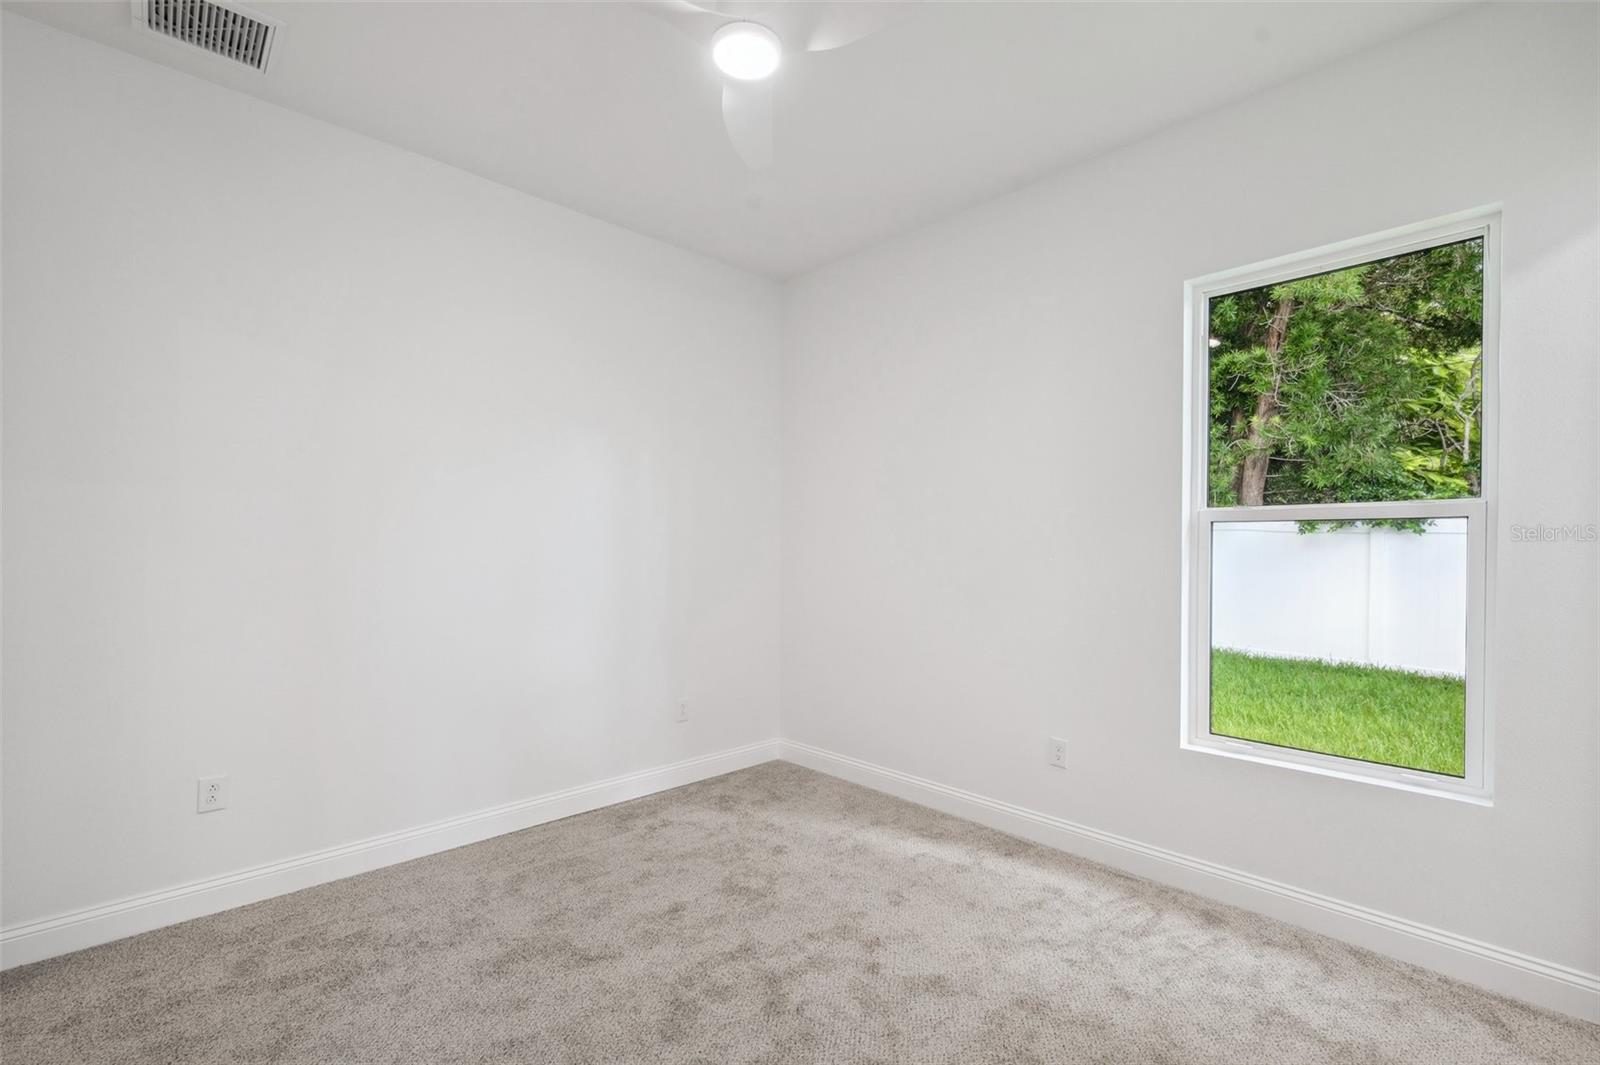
(197, 776, 229, 813)
(1048, 737, 1068, 769)
(675, 699, 689, 723)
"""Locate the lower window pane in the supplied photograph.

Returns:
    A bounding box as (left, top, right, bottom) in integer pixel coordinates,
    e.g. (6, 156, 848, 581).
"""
(1209, 518, 1467, 776)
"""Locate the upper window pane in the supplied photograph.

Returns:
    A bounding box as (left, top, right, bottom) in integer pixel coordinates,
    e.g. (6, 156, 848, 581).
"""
(1207, 238, 1483, 507)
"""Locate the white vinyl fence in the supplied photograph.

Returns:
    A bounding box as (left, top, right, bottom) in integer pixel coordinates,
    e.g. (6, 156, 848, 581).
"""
(1211, 520, 1467, 677)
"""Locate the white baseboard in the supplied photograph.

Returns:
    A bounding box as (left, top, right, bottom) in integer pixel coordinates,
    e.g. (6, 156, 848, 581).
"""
(779, 739, 1600, 1023)
(8, 736, 1594, 1024)
(0, 739, 781, 971)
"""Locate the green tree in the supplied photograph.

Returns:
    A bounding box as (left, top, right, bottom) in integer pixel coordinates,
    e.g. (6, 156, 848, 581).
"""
(1208, 239, 1483, 517)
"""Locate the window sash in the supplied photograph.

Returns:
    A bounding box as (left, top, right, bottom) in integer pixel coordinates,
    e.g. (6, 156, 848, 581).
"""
(1187, 499, 1488, 800)
(1180, 208, 1499, 803)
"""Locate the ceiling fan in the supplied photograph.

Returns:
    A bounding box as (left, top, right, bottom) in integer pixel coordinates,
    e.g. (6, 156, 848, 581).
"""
(642, 1, 912, 171)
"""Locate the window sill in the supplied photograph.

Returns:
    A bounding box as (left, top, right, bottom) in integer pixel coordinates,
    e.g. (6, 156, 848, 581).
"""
(1180, 737, 1494, 806)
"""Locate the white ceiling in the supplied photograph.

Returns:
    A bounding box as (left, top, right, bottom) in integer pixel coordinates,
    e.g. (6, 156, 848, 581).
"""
(9, 1, 1463, 277)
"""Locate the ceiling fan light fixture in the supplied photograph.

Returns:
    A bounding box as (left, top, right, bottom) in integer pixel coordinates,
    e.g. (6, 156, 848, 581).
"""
(712, 21, 781, 81)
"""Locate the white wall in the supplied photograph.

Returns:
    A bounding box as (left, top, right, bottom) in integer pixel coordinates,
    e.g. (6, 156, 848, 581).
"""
(1, 15, 780, 929)
(783, 0, 1598, 979)
(1212, 522, 1468, 676)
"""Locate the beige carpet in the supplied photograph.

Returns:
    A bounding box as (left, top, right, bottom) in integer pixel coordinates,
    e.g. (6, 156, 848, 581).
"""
(2, 761, 1595, 1064)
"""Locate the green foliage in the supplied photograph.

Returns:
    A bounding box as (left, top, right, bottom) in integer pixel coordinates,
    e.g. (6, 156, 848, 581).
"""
(1209, 650, 1466, 776)
(1207, 239, 1483, 515)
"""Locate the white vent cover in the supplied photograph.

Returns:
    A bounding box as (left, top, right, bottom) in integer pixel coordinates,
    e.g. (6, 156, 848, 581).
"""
(131, 0, 280, 74)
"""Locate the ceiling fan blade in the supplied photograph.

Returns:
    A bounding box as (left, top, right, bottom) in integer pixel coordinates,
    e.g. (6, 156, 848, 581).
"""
(799, 2, 914, 53)
(651, 0, 726, 18)
(721, 79, 774, 171)
(634, 0, 725, 42)
(638, 2, 912, 53)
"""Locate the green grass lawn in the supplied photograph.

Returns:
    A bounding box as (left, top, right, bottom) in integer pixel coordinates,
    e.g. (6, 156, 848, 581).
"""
(1210, 649, 1465, 776)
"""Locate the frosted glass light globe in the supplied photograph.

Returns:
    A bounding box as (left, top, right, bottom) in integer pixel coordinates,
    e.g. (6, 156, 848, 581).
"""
(712, 22, 781, 81)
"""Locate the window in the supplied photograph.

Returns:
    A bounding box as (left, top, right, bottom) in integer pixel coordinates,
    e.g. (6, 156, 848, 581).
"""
(1181, 210, 1496, 801)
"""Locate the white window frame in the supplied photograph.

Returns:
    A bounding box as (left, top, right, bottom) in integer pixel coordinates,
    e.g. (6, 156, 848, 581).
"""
(1180, 207, 1499, 804)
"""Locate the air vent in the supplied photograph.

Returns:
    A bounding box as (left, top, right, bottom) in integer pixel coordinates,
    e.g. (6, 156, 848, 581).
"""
(132, 0, 280, 74)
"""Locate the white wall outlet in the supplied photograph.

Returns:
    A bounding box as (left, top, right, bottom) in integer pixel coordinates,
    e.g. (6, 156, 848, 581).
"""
(1049, 737, 1068, 769)
(675, 699, 689, 723)
(197, 775, 229, 813)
